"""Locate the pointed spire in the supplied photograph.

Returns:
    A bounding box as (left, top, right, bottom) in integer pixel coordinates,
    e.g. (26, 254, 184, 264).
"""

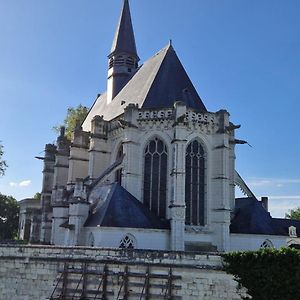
(110, 0, 138, 58)
(107, 0, 139, 103)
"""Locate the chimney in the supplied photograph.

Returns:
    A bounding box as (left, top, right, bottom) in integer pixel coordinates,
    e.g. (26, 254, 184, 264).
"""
(261, 197, 268, 212)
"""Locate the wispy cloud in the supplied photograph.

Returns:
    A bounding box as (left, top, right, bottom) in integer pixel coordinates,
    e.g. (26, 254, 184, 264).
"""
(247, 178, 300, 188)
(267, 195, 300, 200)
(9, 180, 32, 188)
(268, 198, 300, 218)
(19, 180, 31, 187)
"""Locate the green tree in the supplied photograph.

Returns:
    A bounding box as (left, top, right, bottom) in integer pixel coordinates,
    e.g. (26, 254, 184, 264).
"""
(53, 104, 89, 140)
(222, 248, 300, 300)
(33, 192, 41, 200)
(0, 142, 7, 176)
(285, 207, 300, 220)
(0, 194, 19, 240)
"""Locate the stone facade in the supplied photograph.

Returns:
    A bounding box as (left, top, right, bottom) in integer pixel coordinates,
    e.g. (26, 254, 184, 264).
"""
(18, 198, 41, 243)
(0, 245, 247, 300)
(18, 0, 300, 253)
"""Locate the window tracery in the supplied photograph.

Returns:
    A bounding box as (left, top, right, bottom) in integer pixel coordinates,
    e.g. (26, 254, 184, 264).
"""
(260, 239, 274, 248)
(115, 144, 123, 185)
(185, 140, 205, 226)
(119, 234, 135, 249)
(143, 137, 168, 218)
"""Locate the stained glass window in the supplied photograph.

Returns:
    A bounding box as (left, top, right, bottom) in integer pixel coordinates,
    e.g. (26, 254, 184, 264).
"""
(143, 138, 168, 218)
(115, 144, 123, 184)
(185, 140, 205, 225)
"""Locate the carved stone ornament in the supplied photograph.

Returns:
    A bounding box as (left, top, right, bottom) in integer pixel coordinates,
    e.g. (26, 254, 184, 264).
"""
(171, 206, 185, 220)
(289, 226, 297, 238)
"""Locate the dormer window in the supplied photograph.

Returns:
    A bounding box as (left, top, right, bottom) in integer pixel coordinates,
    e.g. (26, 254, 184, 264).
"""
(289, 226, 297, 238)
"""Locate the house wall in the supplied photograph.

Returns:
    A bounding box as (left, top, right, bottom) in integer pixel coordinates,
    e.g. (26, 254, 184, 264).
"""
(0, 245, 247, 300)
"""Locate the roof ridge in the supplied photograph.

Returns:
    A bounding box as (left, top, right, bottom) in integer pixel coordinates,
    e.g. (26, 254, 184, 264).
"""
(96, 183, 117, 226)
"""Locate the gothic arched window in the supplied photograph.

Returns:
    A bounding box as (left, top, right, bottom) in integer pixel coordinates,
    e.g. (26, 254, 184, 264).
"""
(115, 144, 123, 185)
(185, 140, 205, 226)
(261, 239, 274, 249)
(143, 137, 168, 218)
(119, 234, 136, 249)
(88, 233, 95, 247)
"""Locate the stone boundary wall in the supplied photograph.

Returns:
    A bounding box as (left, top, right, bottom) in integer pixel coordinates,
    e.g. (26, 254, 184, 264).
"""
(0, 245, 246, 300)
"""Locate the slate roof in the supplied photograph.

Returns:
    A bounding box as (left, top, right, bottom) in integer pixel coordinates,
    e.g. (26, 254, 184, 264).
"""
(110, 0, 138, 57)
(84, 183, 170, 229)
(82, 45, 206, 130)
(231, 197, 300, 237)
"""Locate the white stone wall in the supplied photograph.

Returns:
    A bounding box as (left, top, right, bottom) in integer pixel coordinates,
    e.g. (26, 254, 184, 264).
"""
(51, 104, 236, 253)
(230, 233, 288, 251)
(84, 227, 170, 250)
(0, 245, 247, 300)
(51, 206, 68, 245)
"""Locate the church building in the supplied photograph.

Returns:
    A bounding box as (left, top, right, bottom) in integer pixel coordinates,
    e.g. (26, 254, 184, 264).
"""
(19, 0, 300, 252)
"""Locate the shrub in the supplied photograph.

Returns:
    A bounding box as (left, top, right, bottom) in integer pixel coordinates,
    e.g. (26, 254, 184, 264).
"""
(222, 248, 300, 300)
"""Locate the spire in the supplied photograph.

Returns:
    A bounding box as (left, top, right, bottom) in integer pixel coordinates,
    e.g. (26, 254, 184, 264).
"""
(107, 0, 139, 104)
(110, 0, 138, 58)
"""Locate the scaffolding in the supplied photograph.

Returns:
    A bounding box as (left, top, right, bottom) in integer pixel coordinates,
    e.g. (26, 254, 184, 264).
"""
(49, 262, 181, 300)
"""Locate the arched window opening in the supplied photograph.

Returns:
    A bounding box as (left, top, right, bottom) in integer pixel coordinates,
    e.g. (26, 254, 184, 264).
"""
(115, 144, 123, 185)
(143, 138, 168, 218)
(24, 219, 32, 241)
(119, 234, 135, 249)
(88, 233, 95, 247)
(185, 140, 205, 226)
(261, 239, 274, 249)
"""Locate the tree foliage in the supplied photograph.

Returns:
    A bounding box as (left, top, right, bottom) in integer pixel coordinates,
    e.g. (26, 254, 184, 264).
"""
(33, 192, 41, 200)
(222, 248, 300, 300)
(0, 142, 8, 176)
(0, 194, 19, 240)
(285, 207, 300, 220)
(53, 104, 89, 140)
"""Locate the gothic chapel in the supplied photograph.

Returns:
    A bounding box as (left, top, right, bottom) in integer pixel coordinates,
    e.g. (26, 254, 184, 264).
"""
(19, 0, 300, 252)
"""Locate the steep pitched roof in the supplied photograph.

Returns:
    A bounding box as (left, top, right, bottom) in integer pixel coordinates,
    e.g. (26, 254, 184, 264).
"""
(231, 197, 274, 235)
(110, 0, 138, 57)
(231, 197, 300, 237)
(84, 183, 170, 229)
(271, 218, 300, 236)
(82, 45, 206, 130)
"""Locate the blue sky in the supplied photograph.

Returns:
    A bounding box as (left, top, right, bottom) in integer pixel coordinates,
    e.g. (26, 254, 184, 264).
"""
(0, 0, 299, 217)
